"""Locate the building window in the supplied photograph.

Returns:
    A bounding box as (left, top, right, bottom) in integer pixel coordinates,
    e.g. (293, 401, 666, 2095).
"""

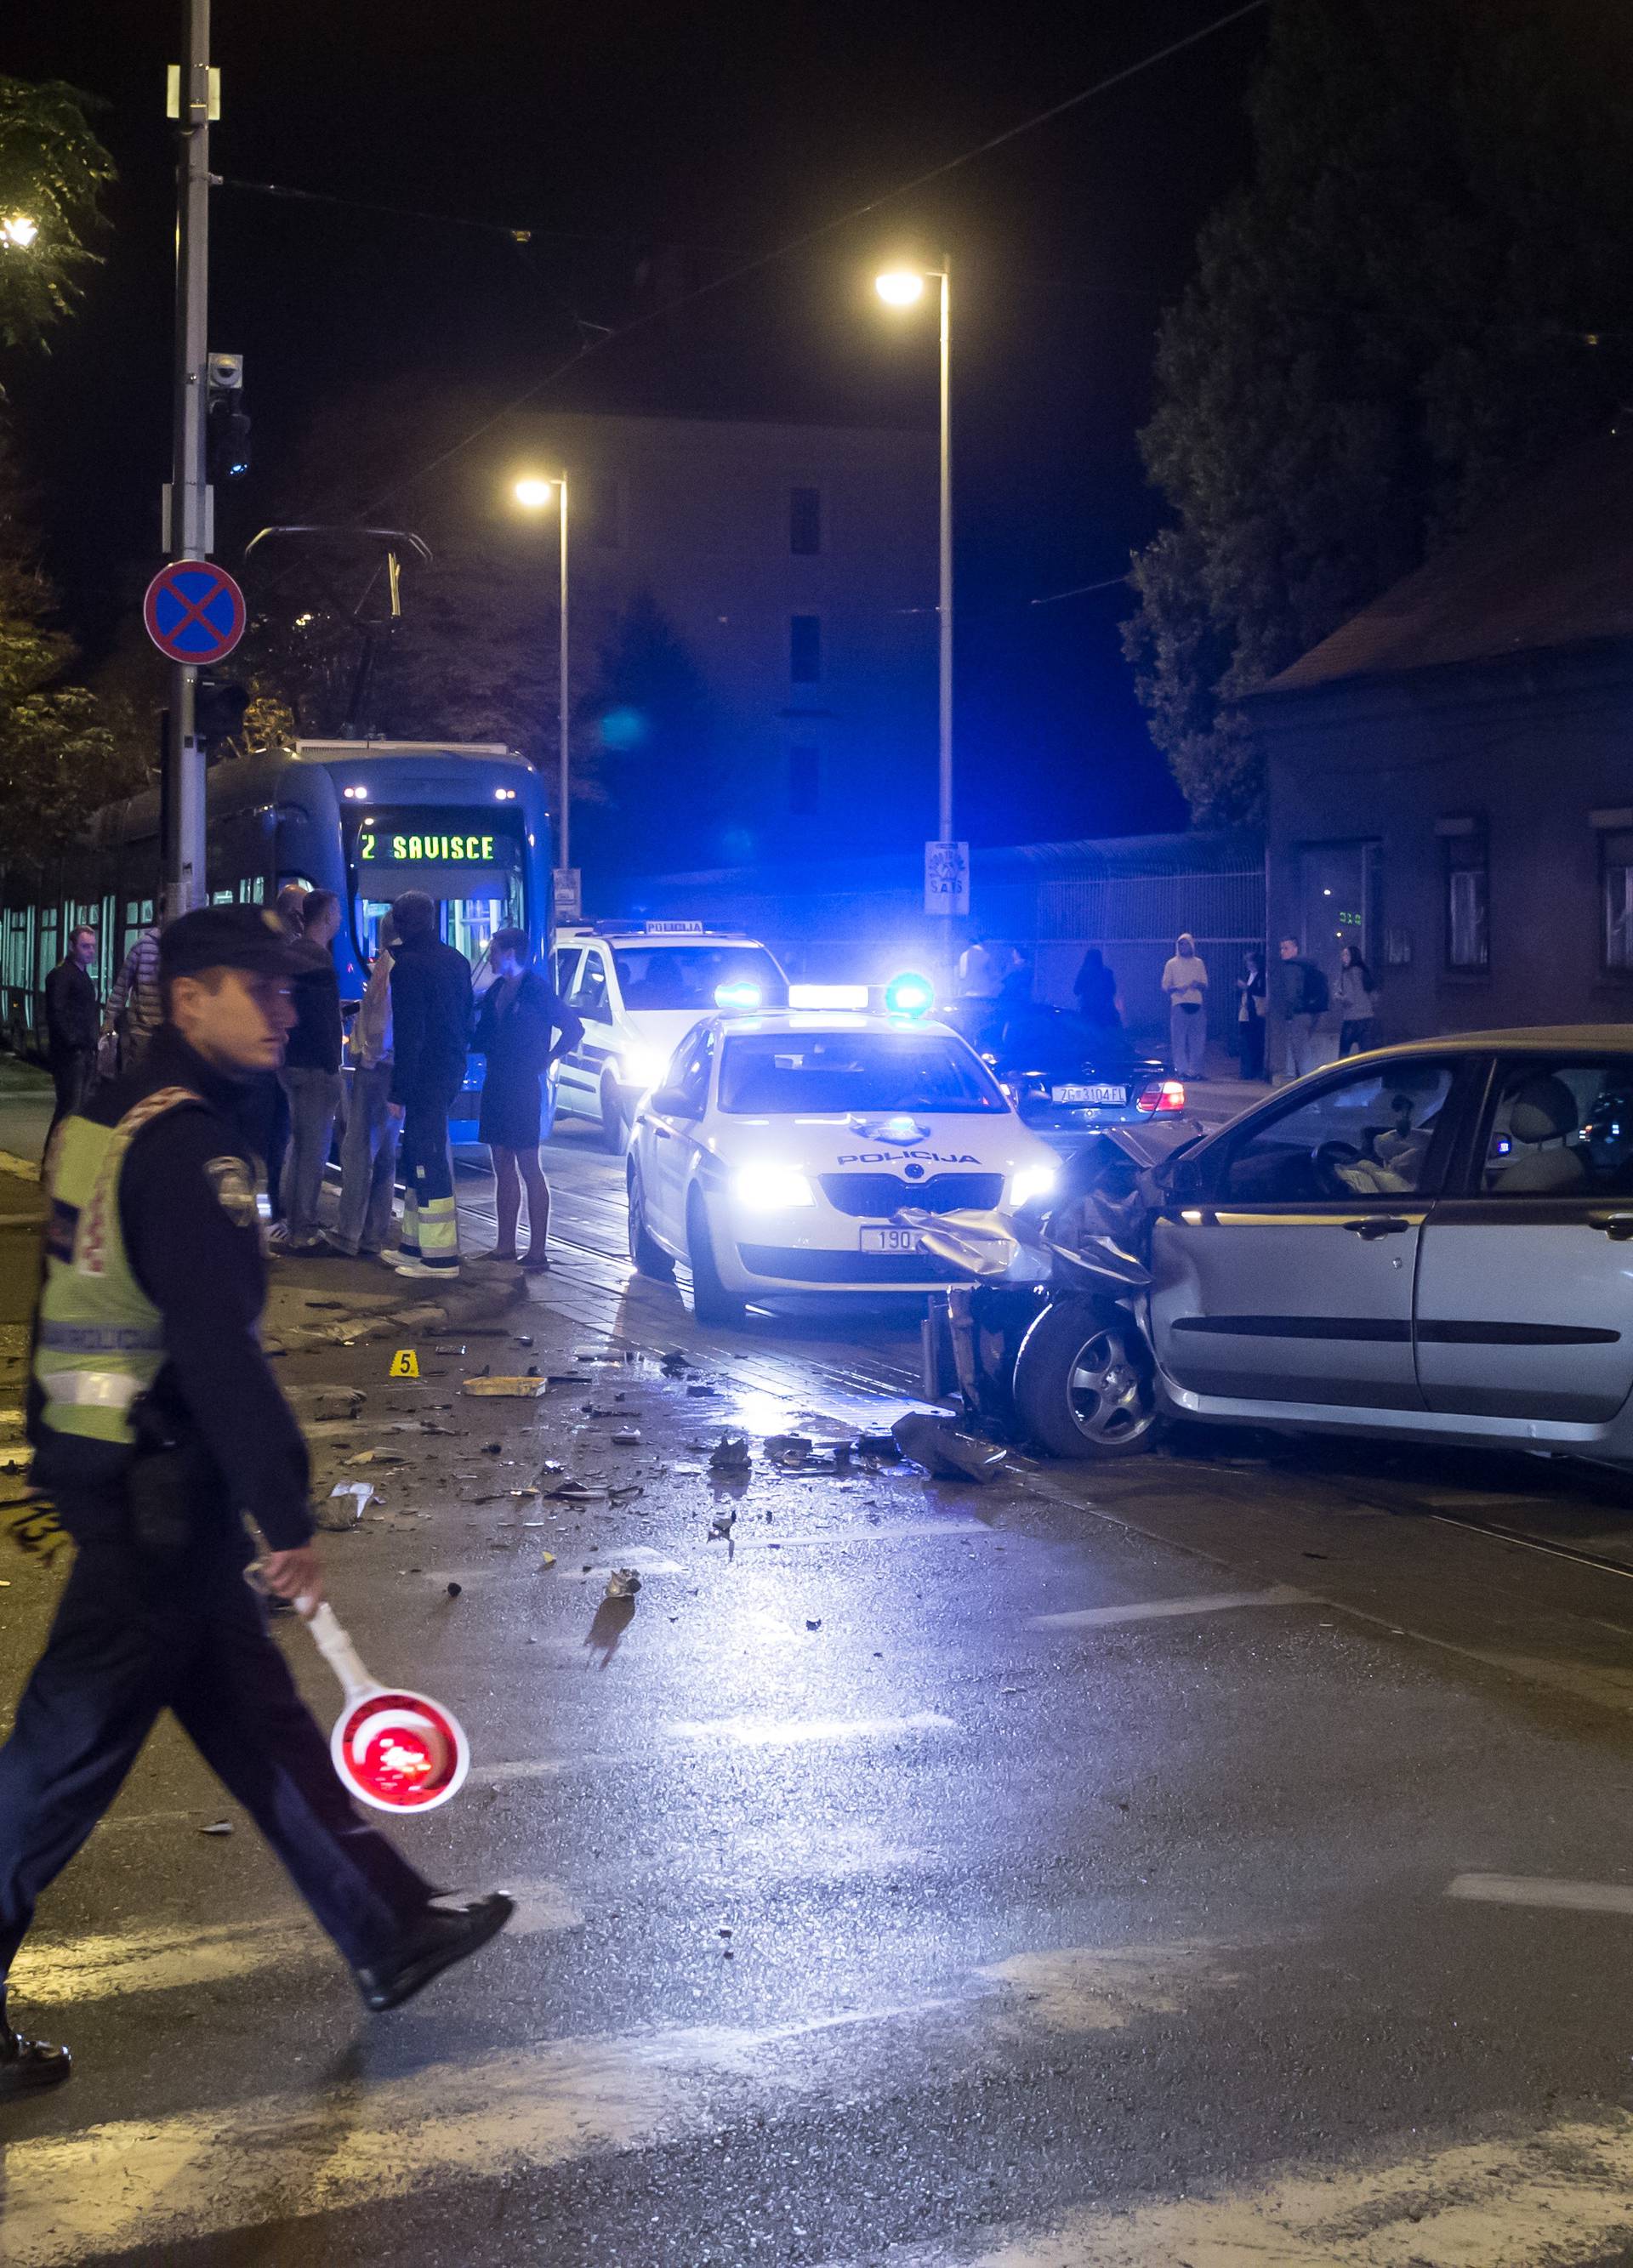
(1603, 829, 1633, 972)
(583, 475, 622, 549)
(790, 614, 821, 683)
(789, 746, 821, 816)
(1442, 828, 1489, 972)
(789, 486, 822, 556)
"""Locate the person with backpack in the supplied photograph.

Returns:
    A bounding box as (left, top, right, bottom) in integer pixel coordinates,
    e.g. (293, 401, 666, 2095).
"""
(1276, 936, 1329, 1080)
(1335, 944, 1378, 1056)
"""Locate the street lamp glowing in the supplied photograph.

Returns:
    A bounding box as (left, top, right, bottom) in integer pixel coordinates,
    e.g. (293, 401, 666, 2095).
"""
(1, 215, 39, 250)
(514, 475, 557, 510)
(875, 269, 925, 307)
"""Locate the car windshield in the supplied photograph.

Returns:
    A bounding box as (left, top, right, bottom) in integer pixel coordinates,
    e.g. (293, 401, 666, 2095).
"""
(719, 1031, 1008, 1115)
(612, 944, 788, 1012)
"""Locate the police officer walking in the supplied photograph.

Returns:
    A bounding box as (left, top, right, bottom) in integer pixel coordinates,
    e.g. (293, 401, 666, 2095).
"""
(0, 907, 512, 2099)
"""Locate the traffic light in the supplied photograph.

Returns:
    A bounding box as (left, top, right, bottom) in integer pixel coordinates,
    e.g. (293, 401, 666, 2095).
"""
(207, 352, 250, 480)
(195, 677, 251, 749)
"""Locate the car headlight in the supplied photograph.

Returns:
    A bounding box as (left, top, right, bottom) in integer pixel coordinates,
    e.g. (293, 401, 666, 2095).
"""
(618, 1043, 669, 1093)
(1008, 1161, 1058, 1208)
(732, 1162, 816, 1211)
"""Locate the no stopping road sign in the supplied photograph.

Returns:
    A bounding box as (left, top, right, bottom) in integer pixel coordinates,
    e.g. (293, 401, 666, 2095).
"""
(143, 559, 247, 665)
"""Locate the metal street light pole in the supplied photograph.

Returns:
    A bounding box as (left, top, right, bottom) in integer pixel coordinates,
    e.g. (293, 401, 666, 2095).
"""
(557, 475, 571, 876)
(877, 259, 961, 986)
(514, 475, 576, 912)
(936, 255, 953, 850)
(164, 0, 212, 918)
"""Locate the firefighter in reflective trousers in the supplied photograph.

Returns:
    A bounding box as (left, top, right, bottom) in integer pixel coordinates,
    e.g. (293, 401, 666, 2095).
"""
(0, 907, 512, 2099)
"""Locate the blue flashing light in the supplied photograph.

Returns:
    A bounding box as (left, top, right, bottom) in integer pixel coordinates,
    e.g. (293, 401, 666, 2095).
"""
(884, 970, 935, 1018)
(714, 980, 763, 1011)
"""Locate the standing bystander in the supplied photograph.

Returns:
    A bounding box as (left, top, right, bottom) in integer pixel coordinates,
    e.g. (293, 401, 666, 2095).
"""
(472, 928, 583, 1269)
(1277, 936, 1330, 1080)
(103, 924, 162, 1073)
(321, 916, 401, 1261)
(1161, 933, 1209, 1079)
(1335, 944, 1378, 1056)
(1234, 949, 1268, 1082)
(1073, 946, 1121, 1033)
(389, 891, 473, 1278)
(43, 927, 100, 1142)
(274, 890, 344, 1252)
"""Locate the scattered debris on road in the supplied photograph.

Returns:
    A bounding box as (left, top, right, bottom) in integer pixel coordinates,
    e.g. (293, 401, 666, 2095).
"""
(891, 1412, 1008, 1485)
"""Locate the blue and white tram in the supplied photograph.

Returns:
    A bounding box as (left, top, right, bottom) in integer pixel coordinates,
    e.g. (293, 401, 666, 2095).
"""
(0, 736, 555, 1134)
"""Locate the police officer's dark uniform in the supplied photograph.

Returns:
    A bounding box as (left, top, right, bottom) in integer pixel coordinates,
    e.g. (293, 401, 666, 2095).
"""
(0, 907, 511, 2098)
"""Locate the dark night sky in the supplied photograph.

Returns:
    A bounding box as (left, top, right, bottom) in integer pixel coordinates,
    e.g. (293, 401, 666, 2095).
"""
(6, 1, 1266, 848)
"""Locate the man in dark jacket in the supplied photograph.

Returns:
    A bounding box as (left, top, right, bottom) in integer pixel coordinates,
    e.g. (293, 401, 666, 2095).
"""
(274, 890, 344, 1251)
(1276, 935, 1329, 1082)
(43, 925, 100, 1142)
(0, 905, 510, 2098)
(388, 891, 473, 1276)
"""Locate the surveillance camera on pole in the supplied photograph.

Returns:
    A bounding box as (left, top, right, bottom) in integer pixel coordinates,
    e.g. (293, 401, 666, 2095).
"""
(207, 351, 251, 481)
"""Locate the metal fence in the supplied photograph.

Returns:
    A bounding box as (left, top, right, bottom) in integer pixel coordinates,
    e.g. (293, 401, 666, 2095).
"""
(618, 833, 1266, 1047)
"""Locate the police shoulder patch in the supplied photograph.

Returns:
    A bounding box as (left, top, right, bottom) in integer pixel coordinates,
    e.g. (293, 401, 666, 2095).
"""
(204, 1154, 260, 1228)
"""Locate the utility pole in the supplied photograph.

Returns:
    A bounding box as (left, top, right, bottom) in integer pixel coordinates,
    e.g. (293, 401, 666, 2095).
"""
(558, 476, 571, 876)
(163, 0, 213, 918)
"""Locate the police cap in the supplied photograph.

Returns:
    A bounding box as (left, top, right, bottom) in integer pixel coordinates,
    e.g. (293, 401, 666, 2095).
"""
(159, 905, 303, 984)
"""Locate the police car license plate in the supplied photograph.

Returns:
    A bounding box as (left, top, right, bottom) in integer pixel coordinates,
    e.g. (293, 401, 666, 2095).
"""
(1052, 1082, 1126, 1106)
(860, 1228, 921, 1254)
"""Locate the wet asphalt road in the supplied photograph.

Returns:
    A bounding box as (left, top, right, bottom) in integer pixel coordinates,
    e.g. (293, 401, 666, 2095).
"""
(3, 1063, 1633, 2265)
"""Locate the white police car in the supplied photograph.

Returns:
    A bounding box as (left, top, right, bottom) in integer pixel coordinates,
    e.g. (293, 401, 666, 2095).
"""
(625, 1007, 1061, 1323)
(551, 921, 791, 1149)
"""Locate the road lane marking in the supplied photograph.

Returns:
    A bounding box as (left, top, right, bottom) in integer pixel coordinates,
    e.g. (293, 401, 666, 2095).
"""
(12, 1878, 583, 2002)
(663, 1711, 958, 1748)
(1447, 1871, 1633, 1916)
(0, 1942, 1227, 2265)
(1031, 1584, 1306, 1630)
(0, 1149, 40, 1182)
(876, 2111, 1633, 2266)
(93, 1708, 963, 1830)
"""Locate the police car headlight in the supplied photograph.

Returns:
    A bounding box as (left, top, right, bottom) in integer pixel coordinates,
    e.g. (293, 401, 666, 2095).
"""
(732, 1162, 816, 1211)
(1008, 1162, 1058, 1208)
(619, 1043, 669, 1093)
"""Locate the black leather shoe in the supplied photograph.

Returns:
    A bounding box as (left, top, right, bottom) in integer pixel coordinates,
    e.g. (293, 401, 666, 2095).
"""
(0, 2023, 72, 2099)
(354, 1892, 515, 2013)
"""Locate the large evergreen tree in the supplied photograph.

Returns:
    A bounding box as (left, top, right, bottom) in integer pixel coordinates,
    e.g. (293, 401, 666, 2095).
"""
(1124, 0, 1633, 822)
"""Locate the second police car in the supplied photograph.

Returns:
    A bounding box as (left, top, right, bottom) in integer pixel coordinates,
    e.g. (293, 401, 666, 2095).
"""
(625, 1005, 1062, 1323)
(551, 921, 791, 1148)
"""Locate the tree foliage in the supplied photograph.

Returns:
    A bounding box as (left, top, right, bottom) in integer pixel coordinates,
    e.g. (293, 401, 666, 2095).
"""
(0, 426, 145, 860)
(0, 77, 114, 350)
(1124, 0, 1633, 822)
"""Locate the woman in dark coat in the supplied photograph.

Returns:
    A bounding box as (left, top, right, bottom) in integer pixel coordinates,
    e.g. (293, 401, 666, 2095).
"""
(473, 928, 583, 1268)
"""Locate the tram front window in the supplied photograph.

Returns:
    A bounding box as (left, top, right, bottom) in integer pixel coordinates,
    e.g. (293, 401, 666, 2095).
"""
(347, 807, 526, 969)
(356, 886, 520, 966)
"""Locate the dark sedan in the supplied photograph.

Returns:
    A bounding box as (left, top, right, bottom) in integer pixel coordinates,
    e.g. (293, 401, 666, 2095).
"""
(979, 1003, 1193, 1152)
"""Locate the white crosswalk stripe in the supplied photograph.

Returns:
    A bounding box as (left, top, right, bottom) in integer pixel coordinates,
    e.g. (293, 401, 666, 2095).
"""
(11, 1878, 583, 2001)
(840, 2111, 1633, 2265)
(2, 1942, 1228, 2266)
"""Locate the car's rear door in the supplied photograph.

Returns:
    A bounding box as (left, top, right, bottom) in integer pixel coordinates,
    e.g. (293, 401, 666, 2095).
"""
(1414, 1050, 1633, 1423)
(1148, 1055, 1471, 1410)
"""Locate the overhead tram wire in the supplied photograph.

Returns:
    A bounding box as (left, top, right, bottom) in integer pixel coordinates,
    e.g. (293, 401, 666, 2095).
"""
(352, 0, 1272, 519)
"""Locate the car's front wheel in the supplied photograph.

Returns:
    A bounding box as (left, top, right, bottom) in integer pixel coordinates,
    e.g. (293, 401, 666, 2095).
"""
(627, 1163, 674, 1279)
(600, 1072, 631, 1153)
(1012, 1300, 1158, 1459)
(686, 1191, 745, 1327)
